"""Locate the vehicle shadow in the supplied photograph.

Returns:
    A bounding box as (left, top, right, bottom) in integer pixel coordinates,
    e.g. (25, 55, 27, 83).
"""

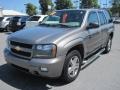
(0, 31, 12, 35)
(0, 64, 67, 90)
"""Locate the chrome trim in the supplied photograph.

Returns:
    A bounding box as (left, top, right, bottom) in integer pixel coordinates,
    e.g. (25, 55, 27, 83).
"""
(9, 40, 33, 59)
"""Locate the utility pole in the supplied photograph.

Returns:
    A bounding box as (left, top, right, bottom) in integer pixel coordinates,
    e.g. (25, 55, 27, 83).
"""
(103, 0, 108, 8)
(73, 0, 79, 9)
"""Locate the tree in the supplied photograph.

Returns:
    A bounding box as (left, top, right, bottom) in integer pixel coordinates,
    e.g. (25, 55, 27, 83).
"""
(39, 0, 53, 14)
(26, 3, 37, 16)
(110, 0, 120, 16)
(81, 0, 99, 8)
(55, 0, 73, 10)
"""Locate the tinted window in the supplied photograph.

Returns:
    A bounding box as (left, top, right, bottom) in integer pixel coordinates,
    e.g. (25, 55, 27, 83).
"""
(88, 12, 99, 25)
(12, 17, 21, 22)
(98, 12, 107, 25)
(21, 16, 29, 22)
(56, 10, 85, 24)
(28, 16, 40, 21)
(0, 17, 3, 22)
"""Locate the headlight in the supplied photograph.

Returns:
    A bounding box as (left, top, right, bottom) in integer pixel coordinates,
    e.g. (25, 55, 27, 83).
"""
(33, 44, 57, 58)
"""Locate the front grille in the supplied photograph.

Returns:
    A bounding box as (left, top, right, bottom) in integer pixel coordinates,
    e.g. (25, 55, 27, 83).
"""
(9, 41, 33, 59)
(10, 41, 32, 49)
(11, 48, 31, 57)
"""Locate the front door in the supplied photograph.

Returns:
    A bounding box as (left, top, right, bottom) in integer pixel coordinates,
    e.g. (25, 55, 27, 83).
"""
(86, 11, 101, 55)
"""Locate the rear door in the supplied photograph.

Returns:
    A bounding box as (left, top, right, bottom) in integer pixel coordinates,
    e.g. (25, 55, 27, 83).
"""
(98, 11, 108, 47)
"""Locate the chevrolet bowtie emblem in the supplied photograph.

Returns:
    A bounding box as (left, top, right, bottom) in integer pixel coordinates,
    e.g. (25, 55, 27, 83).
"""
(15, 46, 21, 51)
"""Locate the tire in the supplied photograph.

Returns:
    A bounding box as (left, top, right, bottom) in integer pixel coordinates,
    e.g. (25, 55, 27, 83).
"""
(103, 36, 112, 54)
(4, 25, 9, 32)
(61, 50, 82, 83)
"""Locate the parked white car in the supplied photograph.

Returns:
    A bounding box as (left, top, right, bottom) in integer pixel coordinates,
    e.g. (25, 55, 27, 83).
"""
(0, 16, 11, 31)
(25, 15, 48, 29)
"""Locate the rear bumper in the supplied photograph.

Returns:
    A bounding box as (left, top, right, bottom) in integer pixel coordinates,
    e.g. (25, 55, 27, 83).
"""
(4, 48, 65, 78)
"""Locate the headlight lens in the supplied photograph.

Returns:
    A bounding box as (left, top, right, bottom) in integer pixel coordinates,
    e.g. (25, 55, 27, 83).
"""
(34, 44, 57, 58)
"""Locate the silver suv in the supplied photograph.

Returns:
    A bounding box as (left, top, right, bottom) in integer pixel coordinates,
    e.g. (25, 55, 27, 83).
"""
(4, 9, 114, 83)
(0, 16, 11, 31)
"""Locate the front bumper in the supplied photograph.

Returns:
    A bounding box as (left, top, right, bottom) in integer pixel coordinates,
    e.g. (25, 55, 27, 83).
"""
(4, 49, 65, 78)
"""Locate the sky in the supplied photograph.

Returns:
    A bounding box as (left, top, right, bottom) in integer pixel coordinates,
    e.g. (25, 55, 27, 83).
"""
(0, 0, 111, 13)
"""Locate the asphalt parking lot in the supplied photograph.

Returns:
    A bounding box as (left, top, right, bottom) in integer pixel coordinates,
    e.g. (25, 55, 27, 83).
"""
(0, 24, 120, 90)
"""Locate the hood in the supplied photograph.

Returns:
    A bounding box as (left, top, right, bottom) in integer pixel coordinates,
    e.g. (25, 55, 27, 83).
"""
(8, 26, 73, 44)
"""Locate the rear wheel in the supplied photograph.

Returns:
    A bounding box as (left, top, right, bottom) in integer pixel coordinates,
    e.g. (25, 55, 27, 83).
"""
(4, 25, 9, 32)
(103, 36, 112, 53)
(61, 50, 82, 83)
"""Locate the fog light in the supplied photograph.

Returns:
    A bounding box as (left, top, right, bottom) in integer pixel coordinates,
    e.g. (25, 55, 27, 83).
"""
(40, 67, 48, 72)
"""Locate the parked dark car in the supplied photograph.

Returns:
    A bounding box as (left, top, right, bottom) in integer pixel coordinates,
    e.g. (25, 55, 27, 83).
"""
(0, 16, 11, 31)
(8, 16, 29, 32)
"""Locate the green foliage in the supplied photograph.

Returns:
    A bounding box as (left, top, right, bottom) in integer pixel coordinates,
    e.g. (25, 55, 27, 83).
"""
(111, 0, 120, 16)
(26, 3, 37, 16)
(55, 0, 73, 10)
(81, 0, 99, 8)
(39, 0, 53, 14)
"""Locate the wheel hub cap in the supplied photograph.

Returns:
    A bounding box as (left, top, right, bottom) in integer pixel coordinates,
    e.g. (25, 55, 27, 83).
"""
(68, 56, 80, 78)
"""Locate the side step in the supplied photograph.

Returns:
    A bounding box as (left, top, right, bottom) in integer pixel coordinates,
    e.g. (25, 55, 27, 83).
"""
(81, 48, 105, 70)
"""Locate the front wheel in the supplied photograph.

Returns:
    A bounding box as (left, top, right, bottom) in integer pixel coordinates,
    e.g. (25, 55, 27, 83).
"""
(103, 37, 112, 54)
(61, 50, 82, 83)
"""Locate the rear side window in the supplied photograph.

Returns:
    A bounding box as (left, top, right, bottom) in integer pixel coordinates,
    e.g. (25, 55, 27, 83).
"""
(28, 16, 40, 21)
(104, 10, 111, 23)
(88, 12, 99, 25)
(98, 12, 107, 25)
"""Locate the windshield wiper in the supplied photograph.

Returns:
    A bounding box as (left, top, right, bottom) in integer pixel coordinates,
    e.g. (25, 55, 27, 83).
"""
(58, 23, 72, 28)
(39, 23, 50, 26)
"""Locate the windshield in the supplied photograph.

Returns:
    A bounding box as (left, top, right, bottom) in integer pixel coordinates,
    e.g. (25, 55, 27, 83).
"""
(40, 10, 86, 28)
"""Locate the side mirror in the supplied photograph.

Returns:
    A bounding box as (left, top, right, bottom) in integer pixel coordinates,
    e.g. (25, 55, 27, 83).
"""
(87, 22, 99, 29)
(109, 19, 113, 23)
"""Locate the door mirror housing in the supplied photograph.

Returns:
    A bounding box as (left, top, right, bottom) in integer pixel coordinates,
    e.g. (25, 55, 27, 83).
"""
(109, 19, 113, 23)
(87, 22, 99, 29)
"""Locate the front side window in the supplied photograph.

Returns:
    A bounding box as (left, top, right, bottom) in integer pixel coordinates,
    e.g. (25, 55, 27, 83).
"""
(40, 10, 86, 28)
(88, 12, 99, 25)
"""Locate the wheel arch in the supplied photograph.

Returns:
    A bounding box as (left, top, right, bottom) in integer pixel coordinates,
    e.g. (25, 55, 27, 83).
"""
(66, 44, 85, 60)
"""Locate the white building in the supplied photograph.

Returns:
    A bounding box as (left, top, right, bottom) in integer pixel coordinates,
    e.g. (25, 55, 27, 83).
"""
(0, 8, 27, 17)
(0, 7, 3, 17)
(3, 10, 27, 16)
